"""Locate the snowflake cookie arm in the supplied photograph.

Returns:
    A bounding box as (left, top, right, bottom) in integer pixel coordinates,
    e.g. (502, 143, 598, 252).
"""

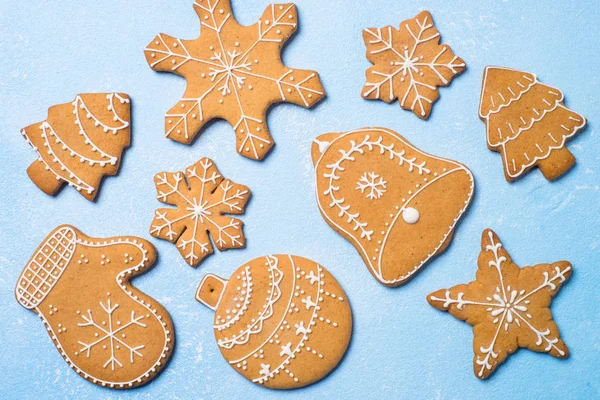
(203, 179, 250, 251)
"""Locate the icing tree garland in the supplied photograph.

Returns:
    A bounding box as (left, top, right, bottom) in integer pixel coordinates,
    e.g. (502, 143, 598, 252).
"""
(428, 229, 571, 379)
(323, 134, 430, 241)
(479, 66, 586, 181)
(77, 298, 146, 370)
(362, 11, 465, 119)
(150, 158, 250, 267)
(144, 0, 325, 160)
(20, 93, 130, 200)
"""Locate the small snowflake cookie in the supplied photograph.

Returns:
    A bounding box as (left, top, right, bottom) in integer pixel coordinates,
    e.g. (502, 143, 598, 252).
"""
(150, 157, 250, 267)
(15, 225, 174, 388)
(21, 93, 131, 201)
(144, 0, 325, 160)
(479, 66, 587, 181)
(312, 127, 474, 287)
(362, 11, 466, 119)
(196, 255, 352, 389)
(428, 229, 571, 379)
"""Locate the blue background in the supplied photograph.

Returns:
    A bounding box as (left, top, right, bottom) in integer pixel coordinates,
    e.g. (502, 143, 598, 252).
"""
(1, 0, 599, 398)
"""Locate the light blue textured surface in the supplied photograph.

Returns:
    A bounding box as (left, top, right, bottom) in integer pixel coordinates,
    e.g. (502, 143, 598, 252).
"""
(1, 1, 599, 398)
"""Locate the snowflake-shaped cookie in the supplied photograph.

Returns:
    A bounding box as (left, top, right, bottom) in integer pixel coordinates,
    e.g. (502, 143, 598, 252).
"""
(144, 0, 325, 160)
(150, 158, 250, 267)
(428, 229, 571, 379)
(361, 11, 465, 119)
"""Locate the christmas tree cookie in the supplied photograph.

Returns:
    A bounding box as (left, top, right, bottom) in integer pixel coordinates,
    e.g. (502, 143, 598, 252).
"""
(312, 127, 474, 286)
(362, 11, 466, 119)
(15, 225, 174, 388)
(144, 0, 325, 160)
(21, 93, 131, 201)
(150, 157, 250, 267)
(428, 229, 571, 379)
(479, 66, 586, 181)
(196, 255, 352, 389)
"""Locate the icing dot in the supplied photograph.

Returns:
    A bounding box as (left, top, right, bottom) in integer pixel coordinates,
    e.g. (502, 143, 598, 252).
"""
(402, 207, 420, 224)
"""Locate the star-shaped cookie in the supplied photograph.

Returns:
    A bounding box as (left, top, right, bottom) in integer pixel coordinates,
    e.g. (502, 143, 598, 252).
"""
(144, 0, 325, 160)
(428, 229, 571, 379)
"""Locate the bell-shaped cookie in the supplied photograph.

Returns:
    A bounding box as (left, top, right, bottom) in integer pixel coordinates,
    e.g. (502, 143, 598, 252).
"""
(312, 127, 474, 286)
(15, 225, 174, 388)
(196, 255, 352, 389)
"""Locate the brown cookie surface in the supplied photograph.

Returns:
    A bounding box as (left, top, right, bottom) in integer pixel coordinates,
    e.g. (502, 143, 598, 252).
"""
(479, 66, 586, 181)
(312, 127, 474, 286)
(150, 157, 250, 267)
(15, 225, 174, 388)
(362, 11, 465, 119)
(144, 0, 325, 160)
(196, 255, 352, 389)
(21, 93, 131, 201)
(428, 229, 571, 379)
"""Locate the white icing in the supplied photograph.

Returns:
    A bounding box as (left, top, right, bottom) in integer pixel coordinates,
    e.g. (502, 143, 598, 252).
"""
(429, 231, 570, 377)
(17, 230, 172, 388)
(479, 67, 586, 179)
(314, 127, 474, 285)
(402, 207, 419, 224)
(362, 14, 465, 117)
(144, 1, 323, 160)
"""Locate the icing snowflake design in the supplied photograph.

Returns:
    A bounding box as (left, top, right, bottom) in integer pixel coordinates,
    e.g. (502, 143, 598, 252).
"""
(428, 229, 571, 379)
(361, 11, 465, 119)
(150, 158, 250, 267)
(77, 298, 146, 370)
(144, 0, 325, 160)
(356, 171, 387, 200)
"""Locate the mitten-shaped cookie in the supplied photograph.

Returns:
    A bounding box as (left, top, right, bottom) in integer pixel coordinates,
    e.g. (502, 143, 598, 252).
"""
(196, 255, 352, 389)
(312, 127, 474, 286)
(15, 225, 174, 389)
(21, 93, 131, 200)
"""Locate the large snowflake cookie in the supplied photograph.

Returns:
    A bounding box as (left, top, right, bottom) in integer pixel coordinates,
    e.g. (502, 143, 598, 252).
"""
(312, 127, 474, 287)
(150, 157, 250, 267)
(15, 225, 174, 388)
(428, 229, 571, 379)
(21, 93, 131, 201)
(144, 0, 325, 160)
(479, 66, 586, 181)
(361, 11, 465, 119)
(196, 255, 352, 389)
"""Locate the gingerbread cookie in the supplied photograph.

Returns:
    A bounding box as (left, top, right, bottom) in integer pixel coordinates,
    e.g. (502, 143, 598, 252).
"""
(428, 229, 571, 379)
(479, 66, 587, 181)
(362, 11, 465, 119)
(150, 157, 250, 267)
(196, 255, 352, 389)
(144, 0, 325, 160)
(15, 225, 174, 388)
(312, 127, 473, 286)
(21, 93, 131, 201)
